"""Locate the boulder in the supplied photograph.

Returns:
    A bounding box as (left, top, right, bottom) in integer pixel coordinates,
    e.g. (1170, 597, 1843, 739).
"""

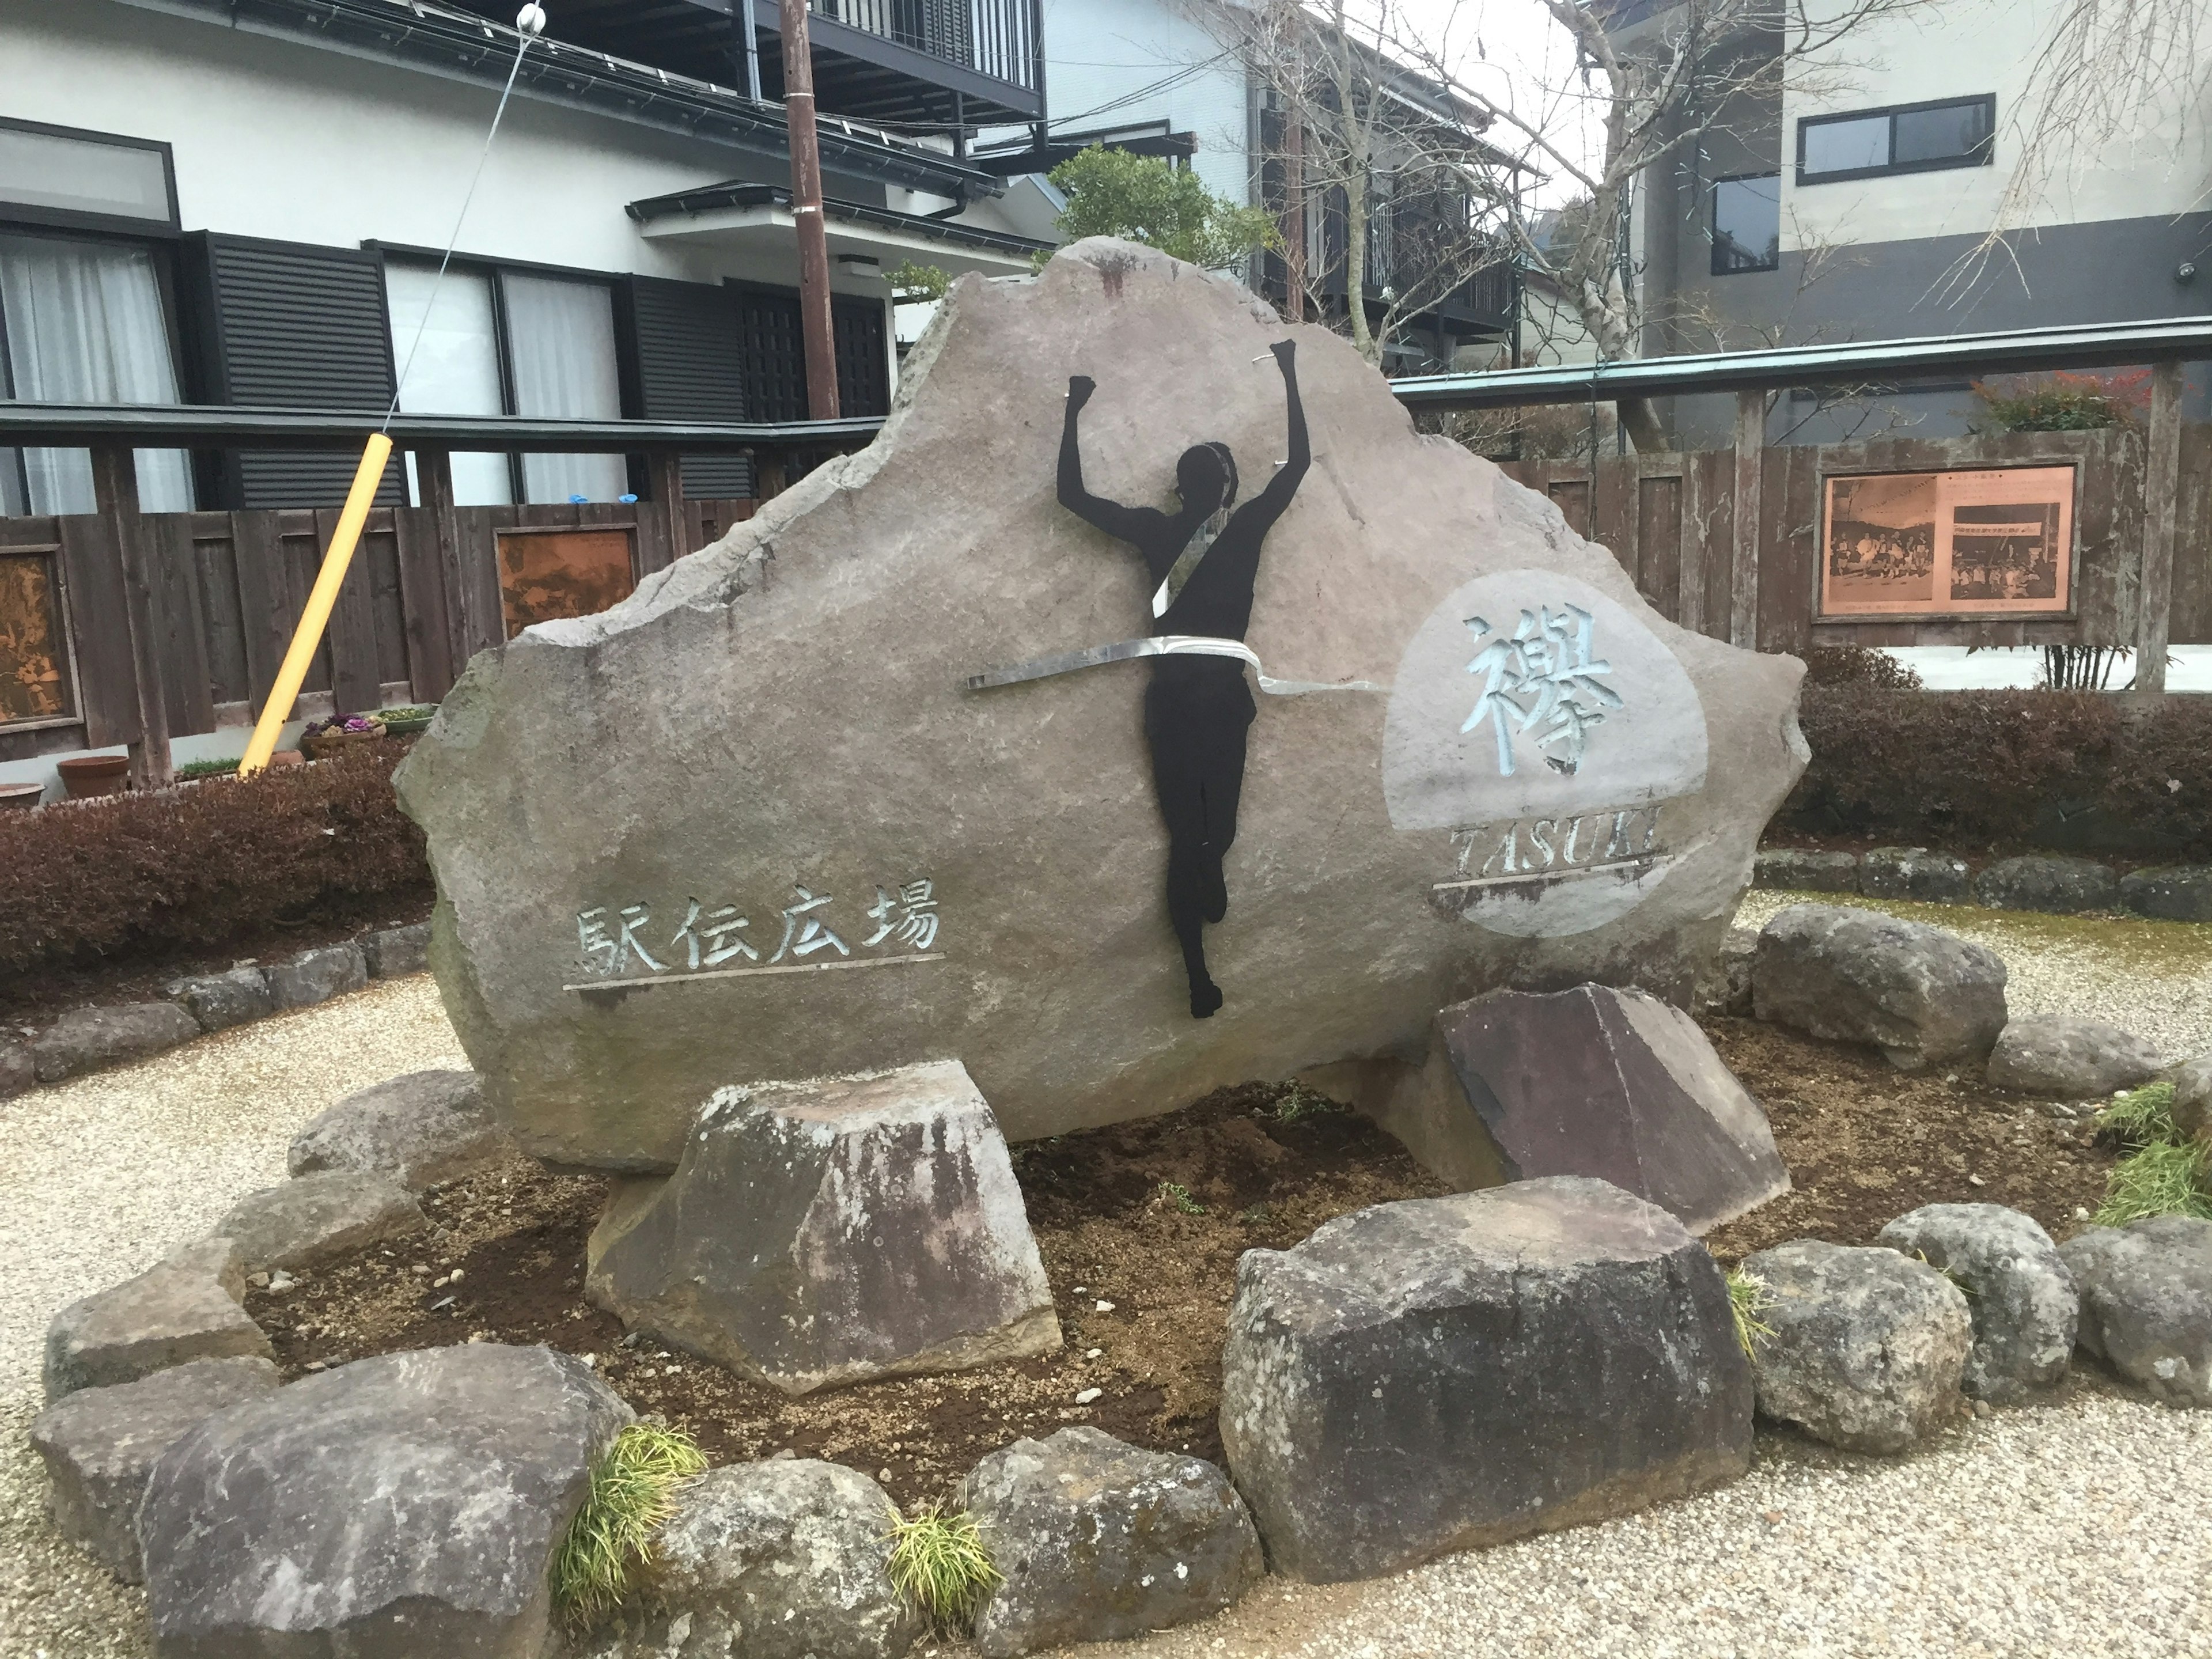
(1739, 1240, 1970, 1452)
(361, 921, 432, 979)
(44, 1238, 270, 1401)
(1368, 983, 1787, 1233)
(393, 237, 1809, 1172)
(215, 1171, 427, 1273)
(1986, 1016, 2163, 1097)
(2169, 1051, 2212, 1146)
(587, 1059, 1059, 1394)
(1752, 903, 2008, 1070)
(1874, 1204, 2075, 1402)
(28, 1355, 281, 1581)
(139, 1344, 631, 1658)
(266, 942, 367, 1011)
(163, 968, 274, 1033)
(1753, 848, 1859, 893)
(1692, 926, 1757, 1018)
(963, 1427, 1263, 1657)
(2059, 1217, 2212, 1406)
(1859, 846, 1969, 904)
(1, 1038, 31, 1099)
(591, 1461, 919, 1659)
(32, 1002, 198, 1083)
(287, 1068, 509, 1192)
(1217, 1176, 1751, 1583)
(1972, 855, 2119, 914)
(2120, 865, 2212, 923)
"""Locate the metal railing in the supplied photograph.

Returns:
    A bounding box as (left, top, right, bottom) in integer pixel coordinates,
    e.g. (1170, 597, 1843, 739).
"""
(812, 0, 1038, 91)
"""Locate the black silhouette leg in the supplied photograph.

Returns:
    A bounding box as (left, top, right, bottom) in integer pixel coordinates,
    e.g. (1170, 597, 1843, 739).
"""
(1166, 839, 1224, 1018)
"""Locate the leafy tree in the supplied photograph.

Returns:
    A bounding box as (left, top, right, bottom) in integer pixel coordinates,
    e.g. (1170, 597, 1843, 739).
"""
(1047, 146, 1279, 272)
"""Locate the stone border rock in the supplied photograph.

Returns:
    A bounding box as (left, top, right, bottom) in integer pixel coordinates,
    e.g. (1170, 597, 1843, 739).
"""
(1755, 849, 2212, 921)
(0, 920, 430, 1100)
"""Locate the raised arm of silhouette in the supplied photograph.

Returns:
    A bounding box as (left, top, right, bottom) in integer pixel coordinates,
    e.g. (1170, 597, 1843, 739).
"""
(1058, 373, 1164, 550)
(1236, 339, 1309, 537)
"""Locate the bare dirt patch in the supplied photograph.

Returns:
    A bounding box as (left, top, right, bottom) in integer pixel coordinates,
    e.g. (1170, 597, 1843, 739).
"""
(243, 1022, 2124, 1509)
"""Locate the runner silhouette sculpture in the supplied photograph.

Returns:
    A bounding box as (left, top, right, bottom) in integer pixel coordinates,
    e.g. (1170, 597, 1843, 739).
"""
(1058, 339, 1309, 1018)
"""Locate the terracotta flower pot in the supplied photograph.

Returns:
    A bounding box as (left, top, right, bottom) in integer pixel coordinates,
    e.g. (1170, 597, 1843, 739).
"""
(56, 754, 130, 798)
(0, 781, 44, 811)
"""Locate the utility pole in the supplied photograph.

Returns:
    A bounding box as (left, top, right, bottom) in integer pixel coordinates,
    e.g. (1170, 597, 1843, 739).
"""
(780, 0, 839, 419)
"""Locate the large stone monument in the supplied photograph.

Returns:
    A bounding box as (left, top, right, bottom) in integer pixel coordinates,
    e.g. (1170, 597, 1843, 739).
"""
(397, 239, 1807, 1171)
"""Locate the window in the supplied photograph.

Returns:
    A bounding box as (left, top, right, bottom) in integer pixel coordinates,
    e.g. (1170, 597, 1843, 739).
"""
(1798, 96, 1994, 184)
(0, 118, 177, 233)
(1710, 173, 1780, 274)
(384, 260, 626, 507)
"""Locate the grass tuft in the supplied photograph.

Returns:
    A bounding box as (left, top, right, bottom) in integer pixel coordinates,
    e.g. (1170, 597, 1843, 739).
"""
(2095, 1139, 2212, 1227)
(885, 1502, 999, 1631)
(2096, 1081, 2179, 1149)
(1726, 1267, 1774, 1358)
(551, 1423, 707, 1628)
(1266, 1085, 1336, 1124)
(1153, 1180, 1206, 1215)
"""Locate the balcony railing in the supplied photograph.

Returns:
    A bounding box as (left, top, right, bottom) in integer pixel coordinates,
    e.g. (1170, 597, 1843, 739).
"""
(813, 0, 1037, 93)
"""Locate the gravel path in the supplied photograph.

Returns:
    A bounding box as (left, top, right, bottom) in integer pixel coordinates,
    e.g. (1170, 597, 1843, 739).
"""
(4, 909, 2210, 1659)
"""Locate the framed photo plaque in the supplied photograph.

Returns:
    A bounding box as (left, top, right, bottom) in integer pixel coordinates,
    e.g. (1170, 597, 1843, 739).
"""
(1820, 464, 2075, 618)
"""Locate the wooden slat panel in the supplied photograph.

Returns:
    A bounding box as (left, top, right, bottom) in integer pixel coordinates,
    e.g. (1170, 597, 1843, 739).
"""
(391, 504, 455, 702)
(149, 513, 217, 736)
(1593, 452, 1638, 579)
(56, 512, 141, 749)
(230, 510, 293, 715)
(469, 507, 516, 656)
(1637, 473, 1682, 623)
(1548, 478, 1591, 538)
(281, 523, 334, 697)
(2173, 424, 2212, 644)
(363, 517, 411, 690)
(1700, 450, 1736, 641)
(320, 505, 384, 715)
(1758, 445, 1819, 655)
(191, 520, 251, 706)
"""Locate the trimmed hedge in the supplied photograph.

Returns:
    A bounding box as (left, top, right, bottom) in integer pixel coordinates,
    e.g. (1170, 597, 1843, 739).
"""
(0, 740, 429, 975)
(1783, 689, 2212, 857)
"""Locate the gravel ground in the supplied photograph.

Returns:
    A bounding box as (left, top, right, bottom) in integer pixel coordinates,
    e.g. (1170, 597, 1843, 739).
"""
(4, 910, 2210, 1659)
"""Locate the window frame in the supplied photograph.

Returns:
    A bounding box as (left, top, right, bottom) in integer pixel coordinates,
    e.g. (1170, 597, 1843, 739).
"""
(0, 115, 180, 238)
(1796, 94, 1995, 185)
(1709, 170, 1782, 276)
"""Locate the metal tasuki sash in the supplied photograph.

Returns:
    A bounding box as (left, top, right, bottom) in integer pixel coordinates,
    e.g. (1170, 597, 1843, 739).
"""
(964, 633, 1384, 698)
(1152, 506, 1230, 619)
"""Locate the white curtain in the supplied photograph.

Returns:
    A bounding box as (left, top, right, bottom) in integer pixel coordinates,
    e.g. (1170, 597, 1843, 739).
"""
(0, 232, 193, 516)
(385, 262, 512, 506)
(502, 273, 626, 504)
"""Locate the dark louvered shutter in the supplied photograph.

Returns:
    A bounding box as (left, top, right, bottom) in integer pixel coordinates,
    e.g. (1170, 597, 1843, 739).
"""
(733, 286, 808, 425)
(832, 296, 891, 418)
(185, 234, 401, 508)
(627, 275, 752, 498)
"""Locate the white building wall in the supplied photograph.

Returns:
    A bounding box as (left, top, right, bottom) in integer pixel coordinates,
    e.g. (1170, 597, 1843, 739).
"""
(1038, 0, 1255, 204)
(1782, 0, 2212, 251)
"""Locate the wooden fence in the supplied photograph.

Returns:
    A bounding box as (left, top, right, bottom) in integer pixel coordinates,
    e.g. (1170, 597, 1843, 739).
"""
(1497, 424, 2210, 654)
(0, 494, 754, 766)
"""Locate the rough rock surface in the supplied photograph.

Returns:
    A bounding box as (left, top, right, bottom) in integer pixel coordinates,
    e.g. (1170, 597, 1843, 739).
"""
(1860, 847, 1970, 903)
(1752, 904, 2008, 1070)
(361, 921, 432, 978)
(2170, 1051, 2212, 1145)
(215, 1170, 427, 1272)
(32, 1002, 198, 1083)
(164, 967, 273, 1033)
(0, 1038, 31, 1098)
(1986, 1016, 2164, 1097)
(1693, 926, 1758, 1018)
(139, 1344, 630, 1658)
(28, 1355, 281, 1581)
(1373, 983, 1787, 1232)
(587, 1461, 918, 1659)
(394, 238, 1809, 1171)
(1218, 1176, 1751, 1583)
(1874, 1205, 2076, 1402)
(1753, 849, 1859, 892)
(43, 1238, 268, 1401)
(963, 1427, 1262, 1656)
(266, 942, 367, 1011)
(587, 1059, 1058, 1393)
(2120, 865, 2212, 922)
(2060, 1217, 2212, 1406)
(1972, 855, 2119, 914)
(287, 1067, 507, 1191)
(1740, 1240, 1971, 1452)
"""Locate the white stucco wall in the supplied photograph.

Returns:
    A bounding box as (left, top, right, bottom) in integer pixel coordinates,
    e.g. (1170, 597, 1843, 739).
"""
(1037, 0, 1255, 205)
(0, 0, 912, 299)
(1782, 0, 2212, 252)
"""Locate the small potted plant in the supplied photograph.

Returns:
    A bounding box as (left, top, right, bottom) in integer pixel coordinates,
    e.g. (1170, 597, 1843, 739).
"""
(373, 704, 437, 737)
(56, 752, 131, 797)
(300, 713, 388, 760)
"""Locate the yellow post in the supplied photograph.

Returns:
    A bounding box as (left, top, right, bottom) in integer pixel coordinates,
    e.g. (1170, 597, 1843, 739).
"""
(238, 433, 394, 775)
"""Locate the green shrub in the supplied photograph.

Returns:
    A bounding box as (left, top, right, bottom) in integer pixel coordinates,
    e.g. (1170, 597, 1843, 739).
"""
(551, 1424, 707, 1628)
(1047, 146, 1280, 271)
(1972, 369, 2150, 432)
(176, 757, 241, 779)
(885, 1502, 998, 1630)
(1802, 645, 1923, 691)
(0, 738, 429, 976)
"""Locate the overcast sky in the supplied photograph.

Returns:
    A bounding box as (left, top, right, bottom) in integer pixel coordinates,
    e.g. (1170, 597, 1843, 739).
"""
(1388, 0, 1607, 203)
